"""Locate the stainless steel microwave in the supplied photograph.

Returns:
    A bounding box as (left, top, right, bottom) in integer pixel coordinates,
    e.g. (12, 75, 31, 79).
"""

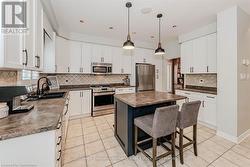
(91, 62, 112, 74)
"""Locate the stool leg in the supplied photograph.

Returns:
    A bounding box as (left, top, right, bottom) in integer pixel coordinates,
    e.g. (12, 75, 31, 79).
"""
(134, 126, 138, 155)
(171, 133, 176, 167)
(179, 129, 184, 164)
(153, 138, 157, 167)
(193, 124, 198, 156)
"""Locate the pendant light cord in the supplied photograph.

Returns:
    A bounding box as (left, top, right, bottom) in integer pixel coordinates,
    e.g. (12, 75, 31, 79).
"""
(128, 7, 130, 36)
(159, 17, 161, 43)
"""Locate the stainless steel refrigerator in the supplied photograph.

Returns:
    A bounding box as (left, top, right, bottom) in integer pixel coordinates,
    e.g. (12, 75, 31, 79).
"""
(136, 63, 155, 92)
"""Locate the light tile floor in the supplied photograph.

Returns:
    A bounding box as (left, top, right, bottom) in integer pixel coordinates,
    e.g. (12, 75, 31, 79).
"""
(62, 114, 250, 167)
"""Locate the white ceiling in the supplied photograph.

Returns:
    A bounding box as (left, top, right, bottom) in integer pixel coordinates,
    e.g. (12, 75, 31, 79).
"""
(49, 0, 250, 43)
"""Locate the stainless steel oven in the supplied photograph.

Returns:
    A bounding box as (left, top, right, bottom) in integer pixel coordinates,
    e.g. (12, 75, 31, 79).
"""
(91, 86, 115, 114)
(91, 63, 112, 74)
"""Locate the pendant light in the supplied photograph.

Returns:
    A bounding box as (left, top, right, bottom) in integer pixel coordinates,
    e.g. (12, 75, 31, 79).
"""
(155, 14, 165, 55)
(123, 2, 135, 50)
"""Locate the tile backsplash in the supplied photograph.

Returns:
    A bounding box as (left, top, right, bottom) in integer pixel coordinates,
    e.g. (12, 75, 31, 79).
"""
(185, 74, 217, 88)
(44, 74, 129, 86)
(0, 71, 17, 86)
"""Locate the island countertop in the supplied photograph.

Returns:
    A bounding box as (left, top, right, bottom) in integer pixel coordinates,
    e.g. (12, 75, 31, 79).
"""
(114, 91, 186, 108)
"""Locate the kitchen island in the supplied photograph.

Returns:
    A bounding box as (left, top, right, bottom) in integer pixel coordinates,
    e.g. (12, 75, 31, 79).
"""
(114, 91, 186, 156)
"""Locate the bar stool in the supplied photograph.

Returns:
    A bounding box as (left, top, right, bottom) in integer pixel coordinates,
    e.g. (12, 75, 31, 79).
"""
(176, 101, 201, 164)
(134, 105, 179, 167)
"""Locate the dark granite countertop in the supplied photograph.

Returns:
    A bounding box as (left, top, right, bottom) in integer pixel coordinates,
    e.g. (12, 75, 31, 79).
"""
(114, 91, 186, 108)
(0, 92, 68, 141)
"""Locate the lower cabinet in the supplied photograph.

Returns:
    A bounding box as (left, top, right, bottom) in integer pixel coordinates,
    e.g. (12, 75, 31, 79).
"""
(68, 90, 92, 117)
(115, 87, 136, 94)
(175, 90, 217, 128)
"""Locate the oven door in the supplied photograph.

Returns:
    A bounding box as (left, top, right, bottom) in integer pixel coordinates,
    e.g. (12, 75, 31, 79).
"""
(93, 92, 115, 111)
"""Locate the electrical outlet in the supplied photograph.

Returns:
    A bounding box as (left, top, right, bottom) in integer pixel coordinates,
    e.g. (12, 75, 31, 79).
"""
(199, 79, 204, 84)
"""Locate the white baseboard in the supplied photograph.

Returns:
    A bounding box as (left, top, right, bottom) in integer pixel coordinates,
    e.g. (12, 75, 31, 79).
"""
(216, 130, 238, 143)
(216, 129, 250, 144)
(69, 113, 91, 120)
(198, 121, 217, 130)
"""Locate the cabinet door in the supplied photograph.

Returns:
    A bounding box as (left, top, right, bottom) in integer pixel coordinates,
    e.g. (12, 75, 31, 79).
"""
(207, 33, 217, 73)
(181, 41, 193, 74)
(24, 0, 35, 69)
(55, 37, 70, 73)
(69, 41, 82, 73)
(154, 56, 163, 91)
(121, 49, 132, 74)
(34, 0, 43, 71)
(92, 44, 103, 63)
(193, 36, 207, 73)
(82, 90, 92, 115)
(112, 47, 122, 74)
(82, 43, 92, 73)
(188, 95, 205, 123)
(102, 46, 112, 63)
(68, 91, 82, 117)
(3, 35, 23, 69)
(204, 95, 217, 127)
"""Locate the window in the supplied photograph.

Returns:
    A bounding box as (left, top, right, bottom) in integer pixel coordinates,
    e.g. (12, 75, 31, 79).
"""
(21, 70, 39, 80)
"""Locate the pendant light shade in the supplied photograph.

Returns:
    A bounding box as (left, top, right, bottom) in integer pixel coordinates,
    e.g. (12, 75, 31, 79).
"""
(155, 14, 165, 55)
(123, 2, 135, 50)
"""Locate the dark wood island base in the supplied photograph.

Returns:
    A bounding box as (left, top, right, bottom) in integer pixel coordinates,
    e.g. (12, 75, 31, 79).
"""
(114, 91, 186, 156)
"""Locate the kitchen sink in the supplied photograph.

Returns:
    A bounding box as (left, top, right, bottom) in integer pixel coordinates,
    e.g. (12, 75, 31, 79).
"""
(28, 92, 66, 101)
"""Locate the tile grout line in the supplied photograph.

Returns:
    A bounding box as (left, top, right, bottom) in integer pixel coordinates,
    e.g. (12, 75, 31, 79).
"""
(80, 117, 89, 167)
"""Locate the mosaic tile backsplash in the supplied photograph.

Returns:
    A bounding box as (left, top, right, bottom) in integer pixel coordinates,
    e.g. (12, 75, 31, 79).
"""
(45, 74, 129, 86)
(0, 71, 17, 86)
(185, 74, 217, 88)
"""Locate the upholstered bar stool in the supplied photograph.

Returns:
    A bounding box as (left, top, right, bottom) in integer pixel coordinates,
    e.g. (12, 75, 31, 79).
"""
(176, 101, 201, 164)
(134, 105, 179, 167)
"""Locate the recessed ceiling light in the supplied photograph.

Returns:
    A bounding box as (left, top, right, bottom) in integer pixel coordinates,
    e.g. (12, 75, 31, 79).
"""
(80, 20, 84, 23)
(141, 8, 153, 14)
(109, 26, 114, 30)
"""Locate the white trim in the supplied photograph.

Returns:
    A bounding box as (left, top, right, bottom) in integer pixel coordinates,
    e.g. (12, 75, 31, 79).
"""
(216, 130, 238, 143)
(198, 121, 217, 130)
(69, 114, 91, 120)
(237, 129, 250, 144)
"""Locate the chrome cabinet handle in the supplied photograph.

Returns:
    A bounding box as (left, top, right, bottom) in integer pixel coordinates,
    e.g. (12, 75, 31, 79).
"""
(57, 121, 62, 129)
(57, 150, 62, 161)
(207, 66, 209, 72)
(35, 55, 40, 68)
(22, 49, 28, 66)
(55, 65, 57, 72)
(57, 136, 62, 145)
(67, 67, 70, 72)
(207, 96, 215, 99)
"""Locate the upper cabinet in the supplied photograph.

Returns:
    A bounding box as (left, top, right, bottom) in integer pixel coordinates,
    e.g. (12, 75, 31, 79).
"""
(0, 0, 43, 71)
(180, 33, 217, 74)
(69, 41, 82, 73)
(55, 36, 70, 73)
(92, 44, 112, 63)
(112, 47, 132, 74)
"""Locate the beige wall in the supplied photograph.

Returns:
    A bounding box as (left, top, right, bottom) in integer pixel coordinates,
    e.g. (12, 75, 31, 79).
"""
(237, 8, 250, 136)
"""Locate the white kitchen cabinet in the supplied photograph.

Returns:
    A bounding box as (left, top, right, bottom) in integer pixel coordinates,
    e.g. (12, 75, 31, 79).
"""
(0, 0, 37, 70)
(34, 0, 44, 71)
(175, 90, 217, 128)
(181, 40, 193, 74)
(92, 44, 112, 63)
(133, 48, 153, 64)
(207, 33, 217, 73)
(115, 87, 135, 94)
(68, 90, 92, 117)
(55, 36, 70, 73)
(82, 43, 92, 73)
(193, 36, 207, 73)
(154, 55, 163, 91)
(112, 48, 132, 74)
(180, 33, 217, 74)
(69, 41, 82, 73)
(203, 95, 217, 127)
